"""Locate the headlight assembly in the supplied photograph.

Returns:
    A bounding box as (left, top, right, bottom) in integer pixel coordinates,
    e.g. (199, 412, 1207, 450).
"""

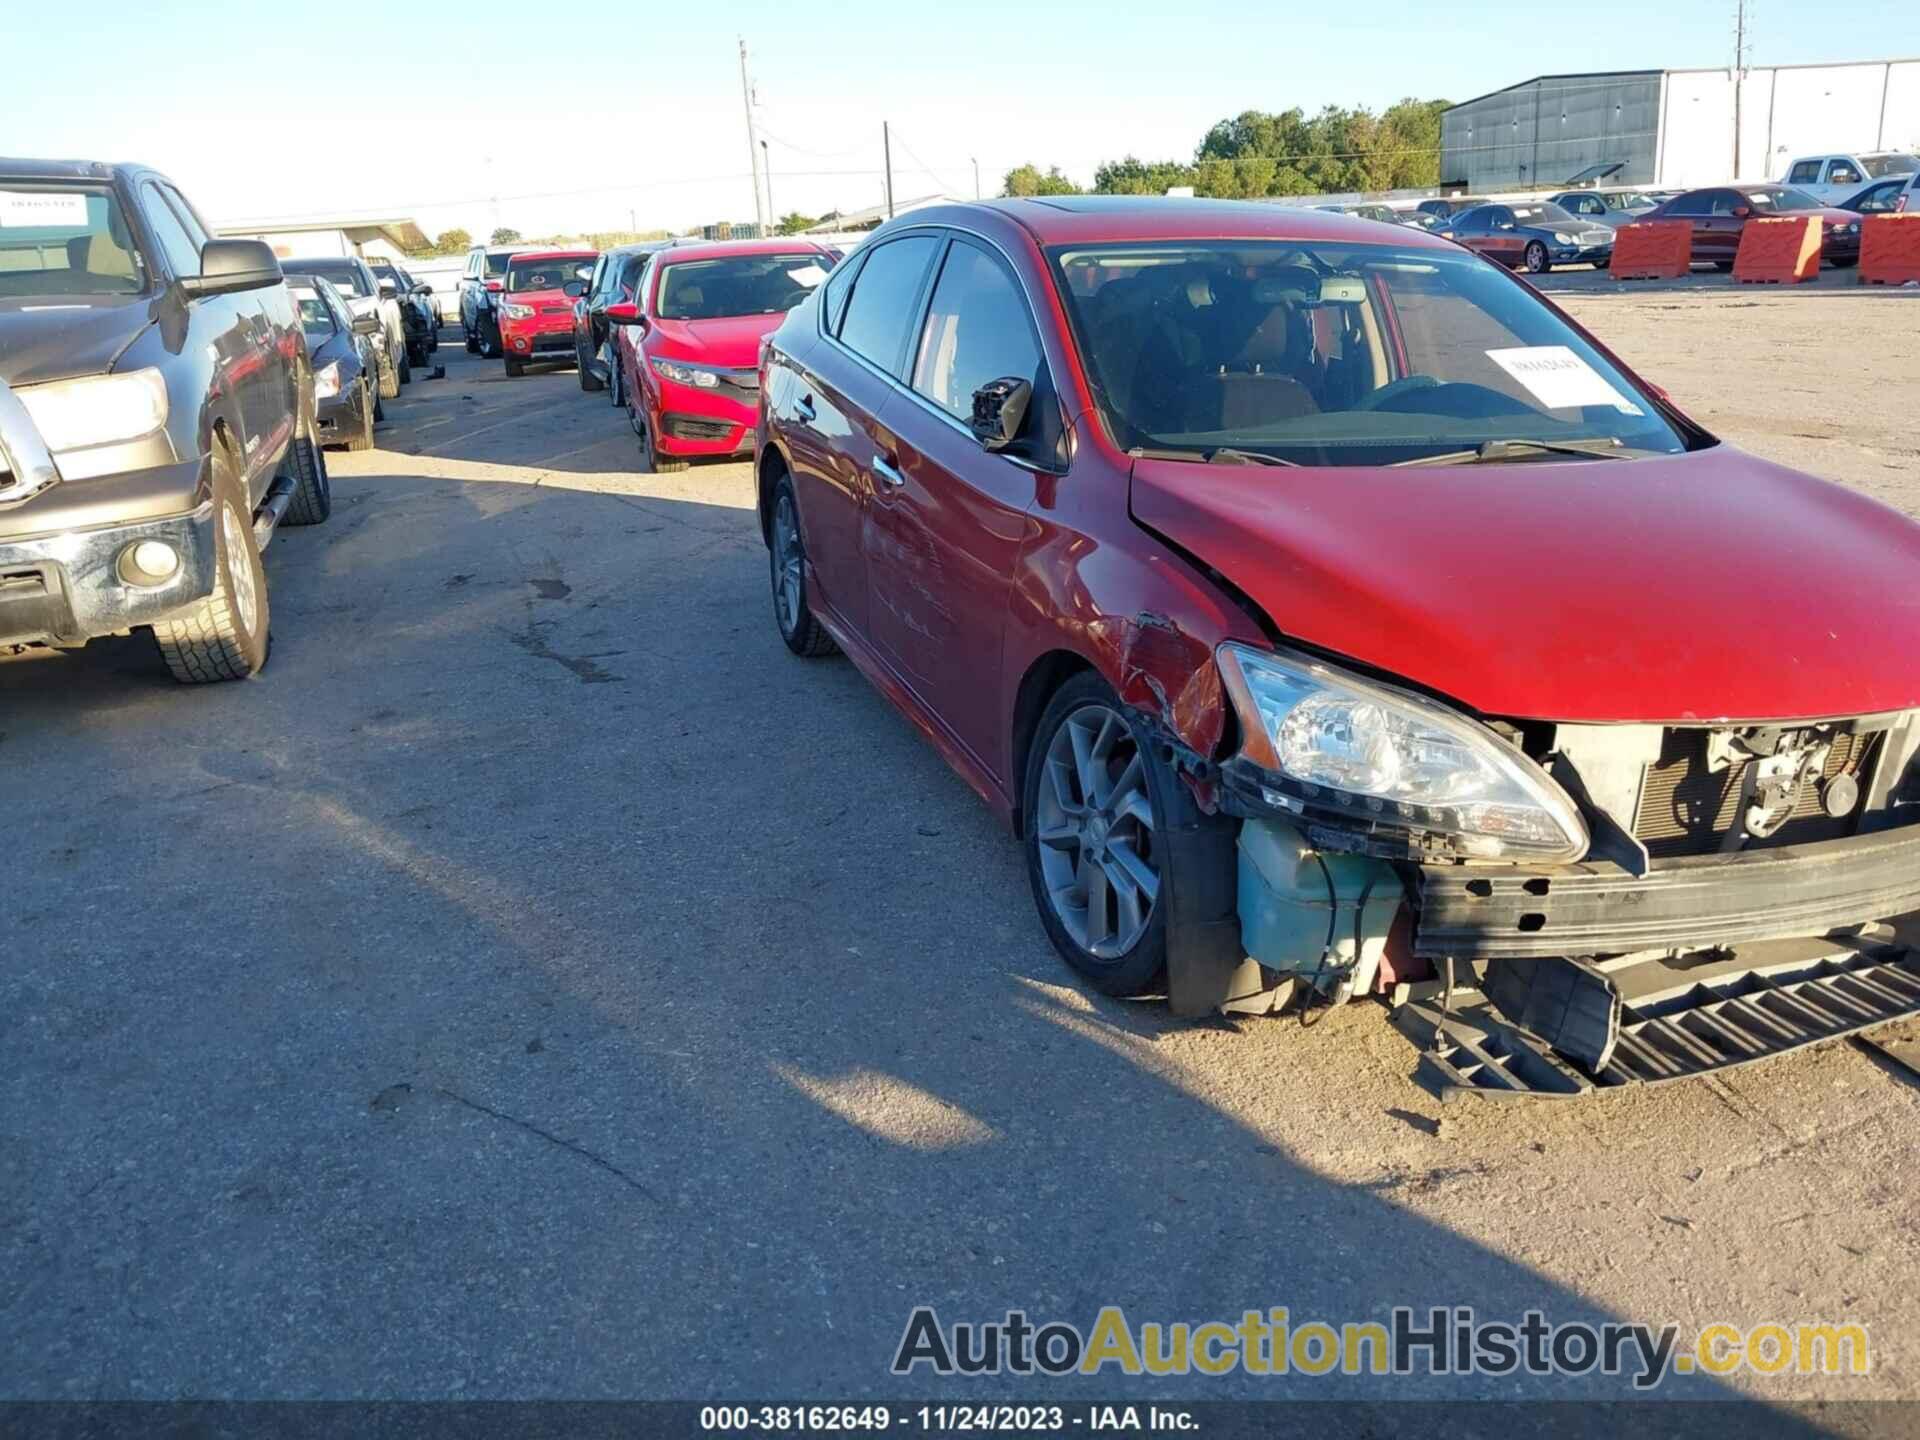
(15, 368, 169, 453)
(501, 302, 535, 320)
(1217, 643, 1589, 863)
(649, 355, 721, 388)
(313, 362, 342, 401)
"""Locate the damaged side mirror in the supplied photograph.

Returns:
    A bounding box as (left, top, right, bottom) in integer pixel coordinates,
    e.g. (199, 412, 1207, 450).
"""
(970, 376, 1031, 453)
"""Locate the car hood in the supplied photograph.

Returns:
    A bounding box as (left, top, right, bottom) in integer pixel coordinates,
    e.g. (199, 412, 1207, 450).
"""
(645, 312, 785, 368)
(1128, 447, 1920, 724)
(0, 294, 154, 386)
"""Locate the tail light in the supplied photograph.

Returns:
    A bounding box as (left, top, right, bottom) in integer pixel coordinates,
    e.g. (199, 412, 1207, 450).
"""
(485, 279, 502, 293)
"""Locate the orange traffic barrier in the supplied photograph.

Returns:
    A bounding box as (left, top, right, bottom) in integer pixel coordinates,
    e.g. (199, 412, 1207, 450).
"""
(1859, 214, 1920, 285)
(1608, 220, 1692, 280)
(1733, 215, 1822, 284)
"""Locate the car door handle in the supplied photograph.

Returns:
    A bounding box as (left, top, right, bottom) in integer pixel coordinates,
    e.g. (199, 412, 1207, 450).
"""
(795, 392, 816, 422)
(872, 454, 905, 490)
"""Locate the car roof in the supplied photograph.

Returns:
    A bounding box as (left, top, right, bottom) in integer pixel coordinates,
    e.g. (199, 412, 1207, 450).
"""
(898, 196, 1456, 250)
(0, 156, 127, 182)
(507, 248, 597, 262)
(654, 237, 833, 260)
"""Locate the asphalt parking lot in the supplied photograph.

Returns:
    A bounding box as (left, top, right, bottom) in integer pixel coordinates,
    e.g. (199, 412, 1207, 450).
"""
(4, 290, 1918, 1415)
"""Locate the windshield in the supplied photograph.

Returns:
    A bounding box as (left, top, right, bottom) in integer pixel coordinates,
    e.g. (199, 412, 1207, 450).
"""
(288, 260, 370, 298)
(485, 251, 513, 277)
(0, 184, 148, 298)
(654, 253, 831, 320)
(1050, 241, 1690, 467)
(286, 283, 338, 344)
(1862, 154, 1918, 178)
(1510, 203, 1580, 226)
(507, 256, 594, 292)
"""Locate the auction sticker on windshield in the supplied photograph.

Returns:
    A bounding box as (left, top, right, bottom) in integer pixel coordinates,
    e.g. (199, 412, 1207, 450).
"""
(0, 191, 89, 226)
(1486, 345, 1643, 416)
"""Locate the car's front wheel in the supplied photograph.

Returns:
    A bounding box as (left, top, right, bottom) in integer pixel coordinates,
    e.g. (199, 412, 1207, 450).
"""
(641, 419, 689, 473)
(346, 378, 376, 451)
(769, 476, 836, 657)
(578, 338, 605, 392)
(1024, 675, 1170, 995)
(152, 451, 270, 683)
(1523, 241, 1550, 273)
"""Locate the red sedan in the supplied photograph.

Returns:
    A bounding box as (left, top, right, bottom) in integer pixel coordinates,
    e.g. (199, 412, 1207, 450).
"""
(606, 238, 836, 473)
(1641, 185, 1863, 269)
(754, 197, 1920, 1090)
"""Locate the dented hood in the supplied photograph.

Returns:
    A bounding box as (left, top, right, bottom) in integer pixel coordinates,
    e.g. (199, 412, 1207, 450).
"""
(1129, 447, 1920, 724)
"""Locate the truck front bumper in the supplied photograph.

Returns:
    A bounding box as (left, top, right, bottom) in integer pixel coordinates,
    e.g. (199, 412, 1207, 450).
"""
(0, 498, 218, 647)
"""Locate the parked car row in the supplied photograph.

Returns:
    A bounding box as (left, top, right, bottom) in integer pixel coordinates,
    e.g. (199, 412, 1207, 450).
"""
(1, 157, 332, 683)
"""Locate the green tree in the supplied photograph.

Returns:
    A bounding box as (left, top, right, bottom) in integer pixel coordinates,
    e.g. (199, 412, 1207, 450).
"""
(775, 211, 820, 235)
(1001, 164, 1082, 198)
(489, 226, 522, 245)
(433, 227, 472, 255)
(1093, 155, 1200, 195)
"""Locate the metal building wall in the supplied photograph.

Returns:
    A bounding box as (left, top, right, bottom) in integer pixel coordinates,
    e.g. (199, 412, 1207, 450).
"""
(1440, 73, 1662, 191)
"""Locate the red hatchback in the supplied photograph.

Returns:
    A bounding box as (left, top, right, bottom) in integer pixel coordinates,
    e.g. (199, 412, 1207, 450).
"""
(498, 249, 597, 376)
(607, 238, 836, 472)
(755, 197, 1920, 1092)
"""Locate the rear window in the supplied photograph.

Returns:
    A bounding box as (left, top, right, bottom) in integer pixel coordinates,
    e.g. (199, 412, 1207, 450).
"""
(288, 261, 370, 297)
(1511, 204, 1578, 226)
(1862, 155, 1917, 178)
(0, 184, 148, 298)
(507, 256, 594, 292)
(654, 252, 832, 321)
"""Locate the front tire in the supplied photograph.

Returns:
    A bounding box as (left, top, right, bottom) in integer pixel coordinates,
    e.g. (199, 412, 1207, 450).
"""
(345, 379, 376, 451)
(153, 452, 270, 683)
(641, 419, 689, 473)
(504, 357, 525, 378)
(578, 340, 605, 391)
(1023, 675, 1171, 995)
(1523, 241, 1550, 274)
(769, 476, 836, 658)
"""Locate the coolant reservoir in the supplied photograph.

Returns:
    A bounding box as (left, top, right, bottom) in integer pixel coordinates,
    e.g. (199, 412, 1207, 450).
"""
(1237, 818, 1403, 1003)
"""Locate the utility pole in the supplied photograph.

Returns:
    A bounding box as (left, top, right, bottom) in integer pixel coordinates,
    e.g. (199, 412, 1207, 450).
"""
(1731, 0, 1748, 178)
(738, 38, 766, 235)
(883, 121, 895, 218)
(762, 140, 774, 231)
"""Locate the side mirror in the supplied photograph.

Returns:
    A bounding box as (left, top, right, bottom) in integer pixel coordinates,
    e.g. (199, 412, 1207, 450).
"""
(181, 239, 282, 297)
(970, 376, 1031, 453)
(605, 301, 646, 327)
(413, 282, 433, 296)
(378, 278, 399, 295)
(351, 313, 381, 336)
(1731, 205, 1751, 219)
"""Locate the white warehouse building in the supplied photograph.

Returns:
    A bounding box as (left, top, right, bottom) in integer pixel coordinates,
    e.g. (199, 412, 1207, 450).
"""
(1440, 58, 1920, 192)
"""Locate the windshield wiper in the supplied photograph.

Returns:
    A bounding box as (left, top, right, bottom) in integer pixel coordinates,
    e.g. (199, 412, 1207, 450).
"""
(1393, 437, 1629, 467)
(1207, 447, 1299, 467)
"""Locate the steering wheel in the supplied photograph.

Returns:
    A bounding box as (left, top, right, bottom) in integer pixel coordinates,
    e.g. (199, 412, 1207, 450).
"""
(1351, 375, 1441, 412)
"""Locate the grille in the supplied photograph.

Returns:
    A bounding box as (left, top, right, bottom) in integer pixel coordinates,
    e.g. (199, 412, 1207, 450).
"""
(1632, 728, 1879, 858)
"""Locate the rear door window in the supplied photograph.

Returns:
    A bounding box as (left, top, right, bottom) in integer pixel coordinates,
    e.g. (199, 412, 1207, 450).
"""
(1788, 160, 1821, 184)
(835, 235, 940, 379)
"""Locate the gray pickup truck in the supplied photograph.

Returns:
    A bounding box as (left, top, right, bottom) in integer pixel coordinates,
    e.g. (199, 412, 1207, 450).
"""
(0, 158, 330, 682)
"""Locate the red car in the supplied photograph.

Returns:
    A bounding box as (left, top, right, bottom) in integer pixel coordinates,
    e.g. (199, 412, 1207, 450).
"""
(606, 238, 836, 472)
(1641, 185, 1863, 269)
(498, 249, 597, 377)
(755, 197, 1920, 1094)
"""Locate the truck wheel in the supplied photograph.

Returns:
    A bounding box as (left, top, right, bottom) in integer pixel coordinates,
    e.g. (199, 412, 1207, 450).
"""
(505, 357, 525, 378)
(346, 379, 376, 451)
(153, 452, 270, 683)
(283, 402, 332, 525)
(376, 350, 401, 400)
(482, 319, 502, 359)
(1023, 674, 1176, 995)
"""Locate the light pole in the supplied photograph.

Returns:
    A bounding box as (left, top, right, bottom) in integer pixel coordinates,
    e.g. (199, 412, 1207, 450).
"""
(762, 140, 774, 233)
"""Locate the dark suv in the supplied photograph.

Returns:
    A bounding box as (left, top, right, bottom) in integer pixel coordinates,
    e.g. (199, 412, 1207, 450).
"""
(572, 241, 668, 397)
(459, 244, 519, 357)
(0, 158, 330, 683)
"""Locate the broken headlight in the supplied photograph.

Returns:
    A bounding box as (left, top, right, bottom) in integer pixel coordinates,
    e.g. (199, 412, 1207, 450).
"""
(1217, 643, 1589, 863)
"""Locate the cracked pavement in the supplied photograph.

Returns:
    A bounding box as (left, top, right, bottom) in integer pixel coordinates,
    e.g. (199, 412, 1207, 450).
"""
(3, 301, 1918, 1415)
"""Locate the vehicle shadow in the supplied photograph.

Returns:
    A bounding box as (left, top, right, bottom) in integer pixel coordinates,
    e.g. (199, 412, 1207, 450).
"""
(0, 459, 1873, 1426)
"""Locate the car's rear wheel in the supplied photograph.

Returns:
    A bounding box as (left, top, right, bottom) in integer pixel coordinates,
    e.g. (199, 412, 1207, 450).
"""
(769, 477, 836, 658)
(153, 450, 270, 683)
(641, 419, 689, 473)
(282, 398, 332, 525)
(1523, 240, 1550, 273)
(1024, 675, 1171, 995)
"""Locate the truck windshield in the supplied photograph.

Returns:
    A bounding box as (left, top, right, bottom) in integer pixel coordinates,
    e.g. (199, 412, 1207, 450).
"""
(0, 184, 148, 298)
(1050, 241, 1691, 467)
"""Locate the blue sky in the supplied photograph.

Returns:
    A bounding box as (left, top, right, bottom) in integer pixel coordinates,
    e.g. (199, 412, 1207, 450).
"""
(8, 0, 1916, 238)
